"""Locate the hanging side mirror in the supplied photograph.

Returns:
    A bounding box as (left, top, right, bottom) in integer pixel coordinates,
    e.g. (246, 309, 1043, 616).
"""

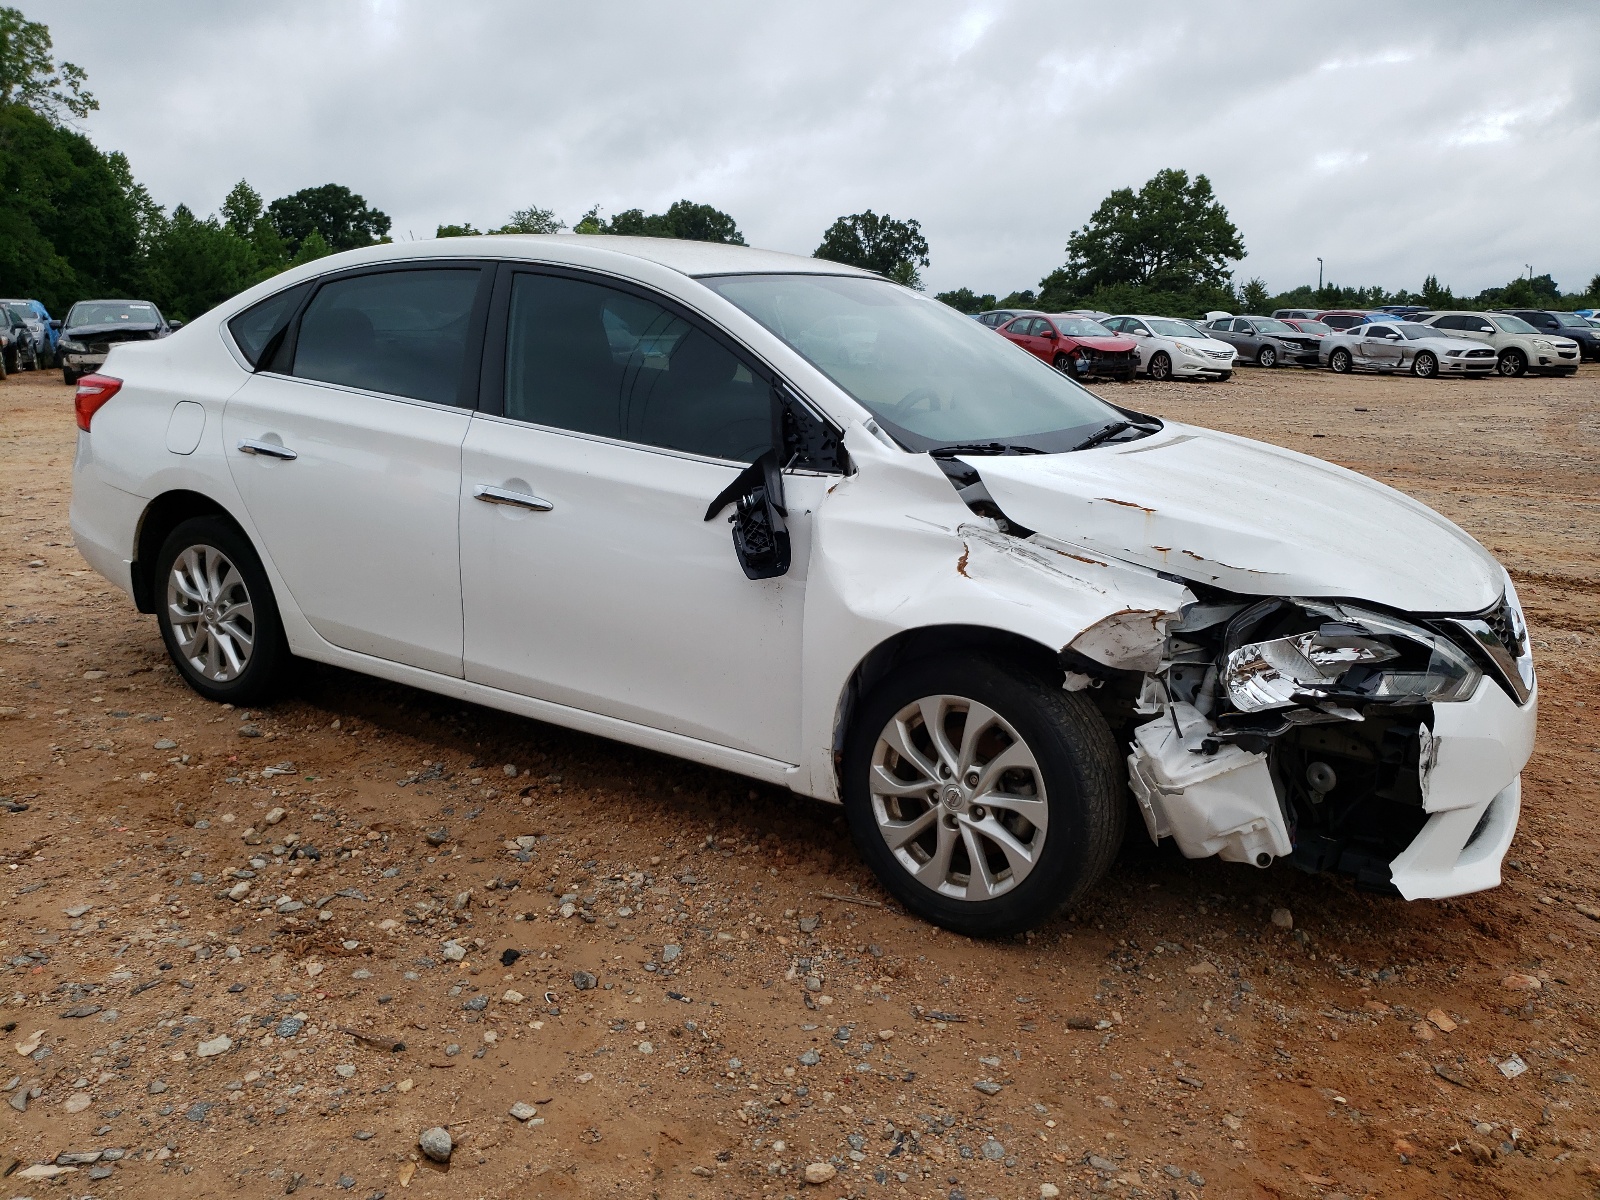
(703, 449, 790, 580)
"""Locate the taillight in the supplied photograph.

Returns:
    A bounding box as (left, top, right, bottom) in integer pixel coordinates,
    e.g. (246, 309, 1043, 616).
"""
(74, 374, 122, 431)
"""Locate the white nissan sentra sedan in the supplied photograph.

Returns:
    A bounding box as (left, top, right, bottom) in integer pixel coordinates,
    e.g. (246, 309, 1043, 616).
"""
(69, 237, 1537, 935)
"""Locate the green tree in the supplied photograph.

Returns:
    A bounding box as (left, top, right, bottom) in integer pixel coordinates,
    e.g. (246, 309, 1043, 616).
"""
(0, 7, 95, 124)
(1239, 277, 1270, 313)
(496, 205, 565, 235)
(267, 183, 391, 254)
(998, 289, 1037, 309)
(0, 102, 141, 311)
(1588, 274, 1600, 302)
(1053, 169, 1243, 298)
(581, 200, 744, 243)
(813, 210, 929, 289)
(221, 180, 263, 237)
(1420, 274, 1454, 308)
(934, 287, 996, 314)
(288, 228, 334, 268)
(435, 222, 482, 238)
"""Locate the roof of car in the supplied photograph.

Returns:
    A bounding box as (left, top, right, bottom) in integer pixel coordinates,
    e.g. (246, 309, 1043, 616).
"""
(308, 234, 877, 280)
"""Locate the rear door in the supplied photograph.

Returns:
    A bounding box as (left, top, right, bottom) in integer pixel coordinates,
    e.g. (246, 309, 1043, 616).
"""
(458, 266, 833, 762)
(223, 264, 489, 676)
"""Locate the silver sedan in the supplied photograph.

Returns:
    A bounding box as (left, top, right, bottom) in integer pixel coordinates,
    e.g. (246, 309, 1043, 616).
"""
(1321, 321, 1497, 378)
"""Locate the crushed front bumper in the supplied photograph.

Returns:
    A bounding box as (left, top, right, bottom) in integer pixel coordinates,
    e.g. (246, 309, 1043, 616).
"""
(1127, 675, 1536, 899)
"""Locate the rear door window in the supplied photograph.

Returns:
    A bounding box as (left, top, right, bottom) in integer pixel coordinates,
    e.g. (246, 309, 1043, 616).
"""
(502, 272, 772, 464)
(229, 282, 312, 367)
(292, 268, 483, 406)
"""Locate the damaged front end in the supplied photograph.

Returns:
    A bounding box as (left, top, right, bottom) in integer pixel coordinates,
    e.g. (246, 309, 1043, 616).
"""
(1119, 581, 1536, 897)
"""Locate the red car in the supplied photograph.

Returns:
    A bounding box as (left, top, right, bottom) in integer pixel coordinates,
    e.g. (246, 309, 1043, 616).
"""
(997, 313, 1138, 381)
(1281, 317, 1334, 339)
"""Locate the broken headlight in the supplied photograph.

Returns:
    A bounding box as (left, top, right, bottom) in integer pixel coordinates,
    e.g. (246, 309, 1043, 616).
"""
(1222, 602, 1480, 714)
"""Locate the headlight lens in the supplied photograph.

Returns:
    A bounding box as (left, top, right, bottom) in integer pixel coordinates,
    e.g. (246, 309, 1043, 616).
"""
(59, 338, 87, 352)
(1532, 338, 1554, 350)
(1222, 602, 1481, 713)
(1177, 342, 1203, 357)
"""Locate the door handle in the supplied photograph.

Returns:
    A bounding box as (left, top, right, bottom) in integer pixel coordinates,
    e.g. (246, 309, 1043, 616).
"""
(237, 439, 297, 461)
(474, 485, 553, 512)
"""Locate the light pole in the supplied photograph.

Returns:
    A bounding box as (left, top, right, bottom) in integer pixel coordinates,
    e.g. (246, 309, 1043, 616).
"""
(1317, 257, 1323, 292)
(1526, 264, 1533, 282)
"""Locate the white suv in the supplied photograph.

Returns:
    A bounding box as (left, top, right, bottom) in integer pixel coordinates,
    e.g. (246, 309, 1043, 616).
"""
(69, 237, 1537, 934)
(1417, 311, 1580, 377)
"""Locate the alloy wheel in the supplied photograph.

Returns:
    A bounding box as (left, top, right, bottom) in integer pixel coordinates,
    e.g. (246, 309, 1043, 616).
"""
(1413, 352, 1437, 378)
(868, 694, 1048, 901)
(1149, 352, 1171, 381)
(1258, 346, 1276, 368)
(166, 544, 256, 682)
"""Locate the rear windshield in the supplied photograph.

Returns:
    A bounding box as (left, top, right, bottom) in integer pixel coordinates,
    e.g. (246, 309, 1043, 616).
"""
(701, 273, 1123, 452)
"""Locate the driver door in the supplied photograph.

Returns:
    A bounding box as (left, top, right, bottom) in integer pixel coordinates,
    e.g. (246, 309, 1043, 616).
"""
(458, 266, 831, 764)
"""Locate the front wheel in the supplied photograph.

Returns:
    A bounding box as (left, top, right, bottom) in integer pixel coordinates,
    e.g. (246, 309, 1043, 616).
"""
(1412, 351, 1438, 378)
(63, 366, 78, 386)
(1216, 371, 1232, 382)
(1497, 349, 1527, 377)
(1329, 348, 1353, 374)
(1148, 351, 1172, 381)
(1256, 345, 1277, 368)
(154, 516, 290, 704)
(842, 655, 1124, 937)
(1052, 352, 1073, 374)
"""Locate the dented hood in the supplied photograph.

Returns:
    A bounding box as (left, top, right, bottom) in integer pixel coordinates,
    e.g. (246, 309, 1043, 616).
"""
(965, 424, 1502, 614)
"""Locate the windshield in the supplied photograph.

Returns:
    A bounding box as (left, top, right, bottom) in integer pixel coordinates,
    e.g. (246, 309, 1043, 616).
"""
(1148, 318, 1206, 338)
(1489, 314, 1537, 334)
(4, 303, 31, 322)
(1291, 320, 1333, 336)
(1553, 313, 1587, 328)
(1048, 316, 1112, 337)
(701, 274, 1124, 451)
(68, 301, 160, 327)
(1395, 323, 1439, 340)
(1254, 319, 1297, 334)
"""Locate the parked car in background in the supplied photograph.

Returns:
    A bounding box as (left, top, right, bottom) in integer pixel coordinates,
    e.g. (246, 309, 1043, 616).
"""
(1415, 311, 1580, 377)
(1377, 305, 1429, 319)
(998, 313, 1137, 380)
(1322, 321, 1496, 378)
(1272, 308, 1319, 320)
(1201, 315, 1321, 367)
(1, 304, 43, 373)
(59, 300, 177, 385)
(975, 308, 1039, 328)
(67, 235, 1538, 933)
(2, 299, 58, 367)
(1102, 314, 1235, 380)
(1281, 317, 1334, 339)
(1316, 309, 1383, 331)
(1496, 310, 1600, 362)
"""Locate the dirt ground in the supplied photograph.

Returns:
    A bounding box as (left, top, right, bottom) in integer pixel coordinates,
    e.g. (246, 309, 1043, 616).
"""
(2, 361, 1598, 1200)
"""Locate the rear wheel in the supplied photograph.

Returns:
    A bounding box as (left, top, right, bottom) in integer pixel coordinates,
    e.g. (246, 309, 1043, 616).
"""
(1497, 348, 1526, 377)
(1256, 345, 1277, 368)
(1148, 351, 1172, 381)
(1329, 348, 1353, 374)
(1412, 351, 1438, 378)
(154, 516, 290, 704)
(842, 655, 1124, 937)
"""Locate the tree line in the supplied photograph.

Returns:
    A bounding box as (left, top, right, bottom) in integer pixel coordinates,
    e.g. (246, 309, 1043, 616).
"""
(2, 8, 1594, 324)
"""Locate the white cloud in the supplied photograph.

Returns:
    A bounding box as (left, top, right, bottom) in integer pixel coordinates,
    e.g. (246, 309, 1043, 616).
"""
(26, 0, 1600, 298)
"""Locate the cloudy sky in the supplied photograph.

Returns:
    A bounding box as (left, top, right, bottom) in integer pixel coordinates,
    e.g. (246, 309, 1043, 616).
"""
(31, 0, 1600, 297)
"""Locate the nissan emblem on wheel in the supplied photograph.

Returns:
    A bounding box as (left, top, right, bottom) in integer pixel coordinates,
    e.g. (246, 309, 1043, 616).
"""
(69, 235, 1537, 936)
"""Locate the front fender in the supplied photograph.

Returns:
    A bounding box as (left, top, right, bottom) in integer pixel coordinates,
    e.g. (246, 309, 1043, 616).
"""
(796, 426, 1192, 800)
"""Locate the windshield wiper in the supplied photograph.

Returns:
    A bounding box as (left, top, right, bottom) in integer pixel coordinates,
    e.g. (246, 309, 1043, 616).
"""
(1071, 421, 1131, 451)
(929, 441, 1047, 457)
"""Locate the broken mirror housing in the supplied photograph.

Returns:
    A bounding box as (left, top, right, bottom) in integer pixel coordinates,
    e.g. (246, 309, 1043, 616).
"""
(1221, 601, 1481, 714)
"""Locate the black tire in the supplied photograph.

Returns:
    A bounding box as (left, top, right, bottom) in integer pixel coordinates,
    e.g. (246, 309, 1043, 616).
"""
(1256, 344, 1277, 368)
(1412, 351, 1438, 379)
(1216, 371, 1232, 382)
(1329, 348, 1353, 374)
(153, 515, 290, 705)
(1497, 349, 1526, 377)
(1148, 351, 1172, 381)
(841, 654, 1124, 937)
(63, 366, 78, 387)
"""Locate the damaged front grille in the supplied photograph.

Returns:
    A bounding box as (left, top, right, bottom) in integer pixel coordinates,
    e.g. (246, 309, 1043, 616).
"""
(1442, 590, 1534, 705)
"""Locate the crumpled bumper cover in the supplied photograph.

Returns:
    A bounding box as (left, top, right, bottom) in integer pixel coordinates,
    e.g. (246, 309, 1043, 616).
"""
(1389, 676, 1537, 900)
